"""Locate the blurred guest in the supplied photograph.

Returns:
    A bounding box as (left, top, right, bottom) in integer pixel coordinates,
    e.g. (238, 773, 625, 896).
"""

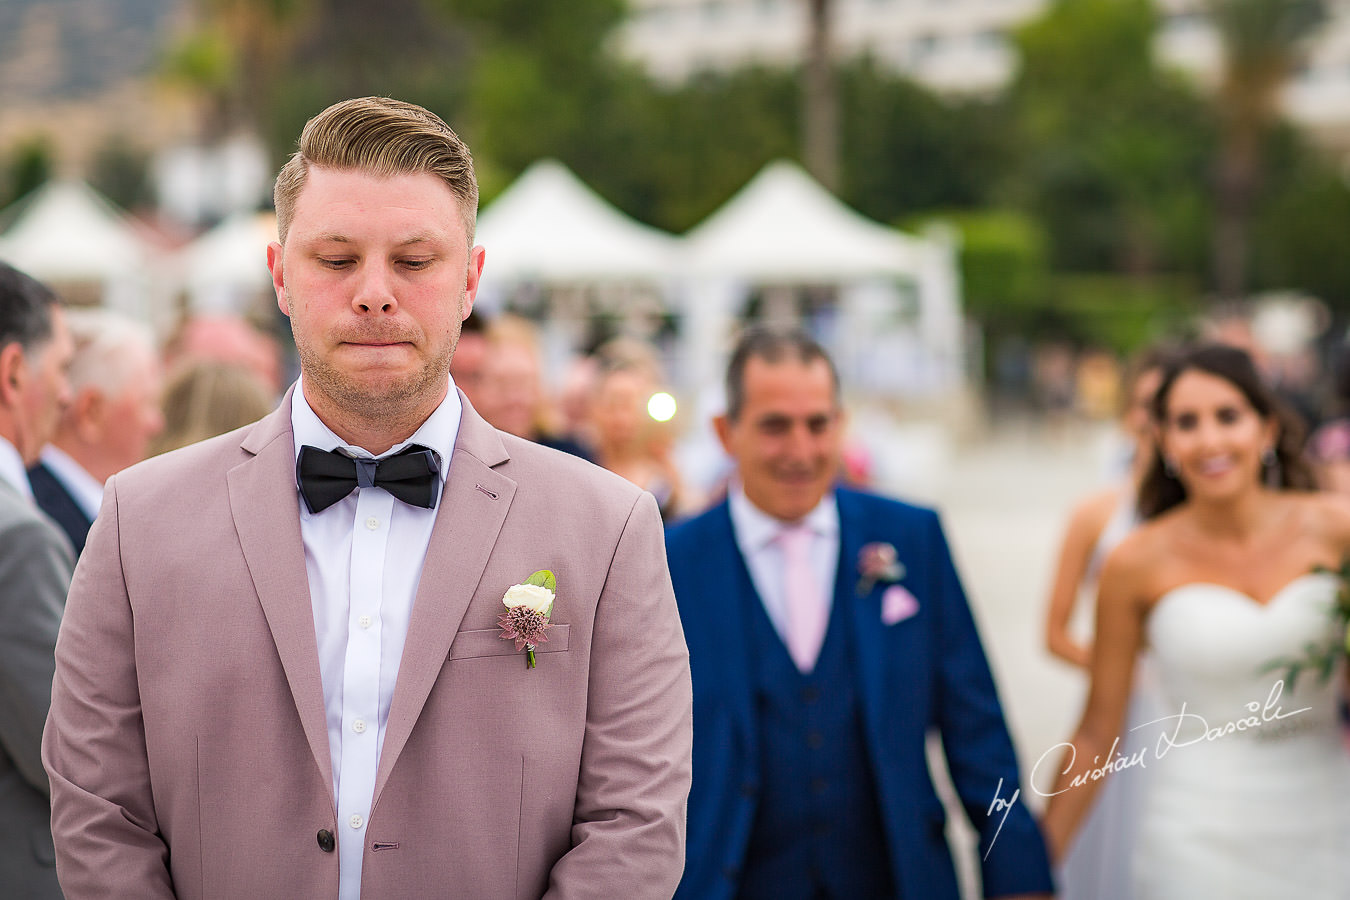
(162, 313, 283, 395)
(1045, 346, 1175, 667)
(1041, 345, 1174, 900)
(1308, 345, 1350, 494)
(665, 325, 1053, 900)
(477, 314, 590, 459)
(592, 339, 691, 519)
(557, 353, 599, 452)
(0, 261, 75, 899)
(448, 308, 488, 410)
(28, 309, 164, 555)
(149, 360, 274, 456)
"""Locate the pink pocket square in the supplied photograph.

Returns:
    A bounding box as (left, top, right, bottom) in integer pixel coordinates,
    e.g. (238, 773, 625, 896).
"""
(881, 585, 919, 625)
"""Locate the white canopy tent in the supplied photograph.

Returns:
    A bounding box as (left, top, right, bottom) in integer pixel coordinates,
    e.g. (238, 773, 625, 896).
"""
(678, 161, 964, 401)
(475, 159, 679, 286)
(474, 158, 682, 375)
(0, 180, 163, 323)
(177, 211, 278, 317)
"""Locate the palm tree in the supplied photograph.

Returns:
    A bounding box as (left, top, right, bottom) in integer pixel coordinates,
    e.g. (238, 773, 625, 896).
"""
(803, 0, 840, 191)
(1206, 0, 1325, 301)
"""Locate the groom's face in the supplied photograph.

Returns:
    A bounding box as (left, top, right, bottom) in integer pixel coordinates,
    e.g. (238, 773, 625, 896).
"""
(715, 355, 843, 522)
(268, 165, 484, 434)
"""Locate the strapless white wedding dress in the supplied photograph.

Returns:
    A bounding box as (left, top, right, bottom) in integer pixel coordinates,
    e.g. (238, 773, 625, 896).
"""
(1133, 573, 1350, 899)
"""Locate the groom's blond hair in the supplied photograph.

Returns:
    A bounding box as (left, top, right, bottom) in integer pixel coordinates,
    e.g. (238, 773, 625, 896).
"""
(273, 96, 478, 249)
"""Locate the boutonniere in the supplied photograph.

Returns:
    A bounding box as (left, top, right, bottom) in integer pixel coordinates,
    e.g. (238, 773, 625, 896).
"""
(498, 569, 557, 669)
(856, 542, 905, 596)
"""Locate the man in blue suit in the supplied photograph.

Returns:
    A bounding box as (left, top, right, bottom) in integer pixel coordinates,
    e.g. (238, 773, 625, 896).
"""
(666, 326, 1053, 900)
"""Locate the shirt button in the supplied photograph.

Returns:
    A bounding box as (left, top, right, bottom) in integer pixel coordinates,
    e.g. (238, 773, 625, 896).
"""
(359, 615, 372, 629)
(352, 719, 366, 734)
(349, 814, 364, 829)
(365, 517, 380, 530)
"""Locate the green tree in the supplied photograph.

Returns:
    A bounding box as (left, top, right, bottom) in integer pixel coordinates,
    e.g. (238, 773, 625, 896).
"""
(1252, 134, 1350, 312)
(803, 0, 840, 191)
(839, 59, 1011, 225)
(1206, 0, 1326, 300)
(89, 138, 153, 211)
(1008, 0, 1215, 277)
(1, 138, 53, 212)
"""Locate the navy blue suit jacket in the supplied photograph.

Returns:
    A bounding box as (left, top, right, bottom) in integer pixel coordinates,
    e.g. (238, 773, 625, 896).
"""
(27, 461, 92, 556)
(665, 488, 1053, 899)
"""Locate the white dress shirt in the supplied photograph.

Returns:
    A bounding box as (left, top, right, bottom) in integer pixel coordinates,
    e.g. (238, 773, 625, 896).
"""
(727, 485, 840, 645)
(0, 435, 33, 501)
(290, 378, 460, 900)
(38, 444, 104, 521)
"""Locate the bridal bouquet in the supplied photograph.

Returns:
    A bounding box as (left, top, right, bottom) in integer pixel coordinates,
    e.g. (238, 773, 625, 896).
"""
(1263, 558, 1350, 688)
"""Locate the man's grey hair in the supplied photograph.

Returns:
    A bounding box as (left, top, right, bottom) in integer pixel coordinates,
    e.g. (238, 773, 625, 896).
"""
(724, 324, 841, 421)
(0, 261, 59, 353)
(65, 308, 157, 395)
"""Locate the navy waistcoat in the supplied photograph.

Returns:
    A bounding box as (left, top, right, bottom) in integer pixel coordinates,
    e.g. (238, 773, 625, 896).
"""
(737, 584, 897, 900)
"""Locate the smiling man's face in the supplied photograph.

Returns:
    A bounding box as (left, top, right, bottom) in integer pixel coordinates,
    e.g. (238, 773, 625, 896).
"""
(715, 355, 843, 522)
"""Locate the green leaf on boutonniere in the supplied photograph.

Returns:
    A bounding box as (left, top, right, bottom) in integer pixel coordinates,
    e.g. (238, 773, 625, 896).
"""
(525, 569, 557, 593)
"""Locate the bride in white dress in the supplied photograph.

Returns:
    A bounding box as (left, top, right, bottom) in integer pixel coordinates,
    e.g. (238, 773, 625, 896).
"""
(1042, 343, 1350, 899)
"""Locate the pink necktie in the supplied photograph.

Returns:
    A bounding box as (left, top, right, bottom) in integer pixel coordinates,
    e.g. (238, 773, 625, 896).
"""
(779, 525, 828, 673)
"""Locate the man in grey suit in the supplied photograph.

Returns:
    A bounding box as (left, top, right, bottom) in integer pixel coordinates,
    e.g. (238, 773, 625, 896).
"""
(0, 261, 75, 898)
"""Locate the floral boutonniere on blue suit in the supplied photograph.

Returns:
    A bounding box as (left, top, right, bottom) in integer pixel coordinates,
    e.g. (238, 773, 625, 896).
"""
(857, 542, 919, 626)
(498, 569, 556, 669)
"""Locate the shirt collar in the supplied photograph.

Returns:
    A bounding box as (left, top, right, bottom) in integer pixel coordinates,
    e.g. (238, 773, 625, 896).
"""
(727, 481, 839, 553)
(290, 376, 461, 485)
(0, 435, 33, 502)
(38, 444, 105, 520)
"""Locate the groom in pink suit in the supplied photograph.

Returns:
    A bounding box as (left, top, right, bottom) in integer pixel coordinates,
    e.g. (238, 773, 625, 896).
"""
(43, 97, 692, 900)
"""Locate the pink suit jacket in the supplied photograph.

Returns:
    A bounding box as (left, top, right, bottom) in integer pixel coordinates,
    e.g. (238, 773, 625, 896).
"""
(43, 389, 693, 899)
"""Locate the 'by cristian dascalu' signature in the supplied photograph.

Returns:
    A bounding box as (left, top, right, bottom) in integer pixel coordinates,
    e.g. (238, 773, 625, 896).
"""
(982, 679, 1311, 860)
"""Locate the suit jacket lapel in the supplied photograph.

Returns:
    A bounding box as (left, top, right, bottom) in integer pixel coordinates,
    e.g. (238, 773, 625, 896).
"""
(227, 388, 334, 806)
(705, 502, 758, 749)
(373, 397, 515, 803)
(839, 492, 887, 737)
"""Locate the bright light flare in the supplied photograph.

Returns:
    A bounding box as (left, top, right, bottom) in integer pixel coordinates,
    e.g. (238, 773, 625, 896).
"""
(647, 392, 677, 423)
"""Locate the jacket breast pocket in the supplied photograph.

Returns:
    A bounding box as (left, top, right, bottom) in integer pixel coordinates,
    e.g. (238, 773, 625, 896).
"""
(448, 625, 571, 660)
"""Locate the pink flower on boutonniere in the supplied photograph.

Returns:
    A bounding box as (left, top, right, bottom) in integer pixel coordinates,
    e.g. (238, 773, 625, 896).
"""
(857, 542, 905, 596)
(498, 569, 556, 669)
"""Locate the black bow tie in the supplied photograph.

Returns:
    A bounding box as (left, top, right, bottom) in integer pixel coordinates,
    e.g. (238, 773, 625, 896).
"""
(296, 444, 441, 514)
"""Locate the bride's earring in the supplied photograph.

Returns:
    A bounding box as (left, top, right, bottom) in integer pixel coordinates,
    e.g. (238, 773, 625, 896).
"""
(1262, 446, 1281, 487)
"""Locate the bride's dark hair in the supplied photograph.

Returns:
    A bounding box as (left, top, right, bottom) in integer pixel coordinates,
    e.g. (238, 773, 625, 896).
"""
(1137, 343, 1316, 519)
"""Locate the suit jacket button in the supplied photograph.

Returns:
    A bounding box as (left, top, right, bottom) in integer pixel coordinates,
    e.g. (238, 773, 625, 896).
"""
(317, 829, 336, 852)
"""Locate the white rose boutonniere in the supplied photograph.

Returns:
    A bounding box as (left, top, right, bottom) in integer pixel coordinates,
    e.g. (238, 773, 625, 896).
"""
(498, 569, 557, 669)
